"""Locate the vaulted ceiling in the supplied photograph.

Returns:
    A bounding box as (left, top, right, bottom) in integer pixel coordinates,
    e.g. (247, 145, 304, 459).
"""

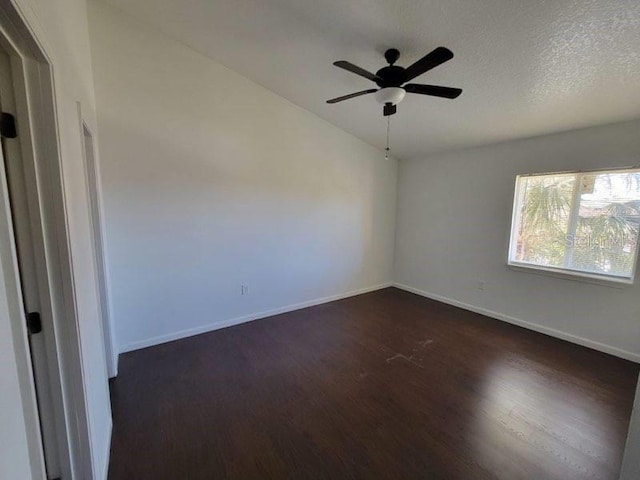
(102, 0, 640, 160)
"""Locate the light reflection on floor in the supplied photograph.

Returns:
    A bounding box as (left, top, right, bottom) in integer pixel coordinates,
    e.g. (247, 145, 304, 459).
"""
(468, 356, 620, 480)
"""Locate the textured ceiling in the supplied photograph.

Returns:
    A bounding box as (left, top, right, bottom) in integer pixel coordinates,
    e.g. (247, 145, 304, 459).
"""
(101, 0, 640, 160)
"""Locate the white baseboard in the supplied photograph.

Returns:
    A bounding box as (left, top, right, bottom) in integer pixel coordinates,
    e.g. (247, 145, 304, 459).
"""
(393, 282, 640, 363)
(110, 353, 119, 379)
(108, 352, 118, 379)
(120, 283, 392, 353)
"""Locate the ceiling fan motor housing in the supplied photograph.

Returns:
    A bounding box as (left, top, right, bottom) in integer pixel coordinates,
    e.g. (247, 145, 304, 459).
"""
(375, 65, 407, 87)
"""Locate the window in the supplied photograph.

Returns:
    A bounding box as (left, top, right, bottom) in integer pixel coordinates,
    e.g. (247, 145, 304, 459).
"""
(508, 168, 640, 283)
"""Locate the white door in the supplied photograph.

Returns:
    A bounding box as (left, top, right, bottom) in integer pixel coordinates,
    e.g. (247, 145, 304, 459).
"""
(81, 121, 116, 378)
(0, 48, 62, 480)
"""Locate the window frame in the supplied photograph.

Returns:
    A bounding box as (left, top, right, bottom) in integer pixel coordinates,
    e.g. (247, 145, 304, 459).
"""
(507, 167, 640, 285)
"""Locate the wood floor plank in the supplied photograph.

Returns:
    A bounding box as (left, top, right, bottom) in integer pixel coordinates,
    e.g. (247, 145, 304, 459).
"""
(108, 288, 638, 480)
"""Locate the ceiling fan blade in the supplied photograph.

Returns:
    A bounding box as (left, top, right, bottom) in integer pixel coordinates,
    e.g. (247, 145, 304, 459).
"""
(404, 47, 454, 82)
(326, 89, 378, 104)
(333, 61, 381, 82)
(404, 83, 462, 99)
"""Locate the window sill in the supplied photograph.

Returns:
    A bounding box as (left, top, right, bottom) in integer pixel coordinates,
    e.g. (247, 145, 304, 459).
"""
(507, 262, 634, 289)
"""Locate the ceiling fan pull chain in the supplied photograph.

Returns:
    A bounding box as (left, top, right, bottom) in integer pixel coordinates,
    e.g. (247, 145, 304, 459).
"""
(385, 115, 391, 160)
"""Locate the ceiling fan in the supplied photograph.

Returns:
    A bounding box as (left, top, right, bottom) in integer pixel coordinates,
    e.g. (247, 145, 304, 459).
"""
(327, 47, 462, 116)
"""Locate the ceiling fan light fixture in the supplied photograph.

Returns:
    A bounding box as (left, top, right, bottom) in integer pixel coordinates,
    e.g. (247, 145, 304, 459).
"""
(375, 87, 406, 106)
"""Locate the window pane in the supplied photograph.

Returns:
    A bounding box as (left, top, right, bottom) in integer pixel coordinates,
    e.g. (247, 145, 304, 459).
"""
(514, 174, 575, 267)
(570, 172, 640, 277)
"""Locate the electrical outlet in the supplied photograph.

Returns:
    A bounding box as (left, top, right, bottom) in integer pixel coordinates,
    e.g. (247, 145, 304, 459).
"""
(241, 285, 249, 295)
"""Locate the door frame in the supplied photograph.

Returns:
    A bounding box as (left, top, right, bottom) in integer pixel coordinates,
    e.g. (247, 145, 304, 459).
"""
(0, 2, 94, 478)
(0, 46, 67, 479)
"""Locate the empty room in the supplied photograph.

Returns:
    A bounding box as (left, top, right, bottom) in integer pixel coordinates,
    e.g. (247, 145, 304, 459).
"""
(1, 0, 640, 479)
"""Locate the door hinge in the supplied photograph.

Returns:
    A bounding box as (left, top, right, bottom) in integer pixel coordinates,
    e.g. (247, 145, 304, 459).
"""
(26, 312, 42, 335)
(1, 112, 17, 138)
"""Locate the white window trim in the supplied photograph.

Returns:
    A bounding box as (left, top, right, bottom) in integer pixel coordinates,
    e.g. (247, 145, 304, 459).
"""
(507, 167, 640, 286)
(507, 262, 634, 287)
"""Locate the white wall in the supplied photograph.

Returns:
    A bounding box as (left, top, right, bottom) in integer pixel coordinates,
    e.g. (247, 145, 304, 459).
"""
(6, 0, 112, 477)
(395, 119, 640, 361)
(88, 0, 397, 353)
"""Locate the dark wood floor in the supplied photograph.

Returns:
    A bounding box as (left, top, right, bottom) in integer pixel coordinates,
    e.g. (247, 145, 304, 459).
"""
(108, 288, 638, 480)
